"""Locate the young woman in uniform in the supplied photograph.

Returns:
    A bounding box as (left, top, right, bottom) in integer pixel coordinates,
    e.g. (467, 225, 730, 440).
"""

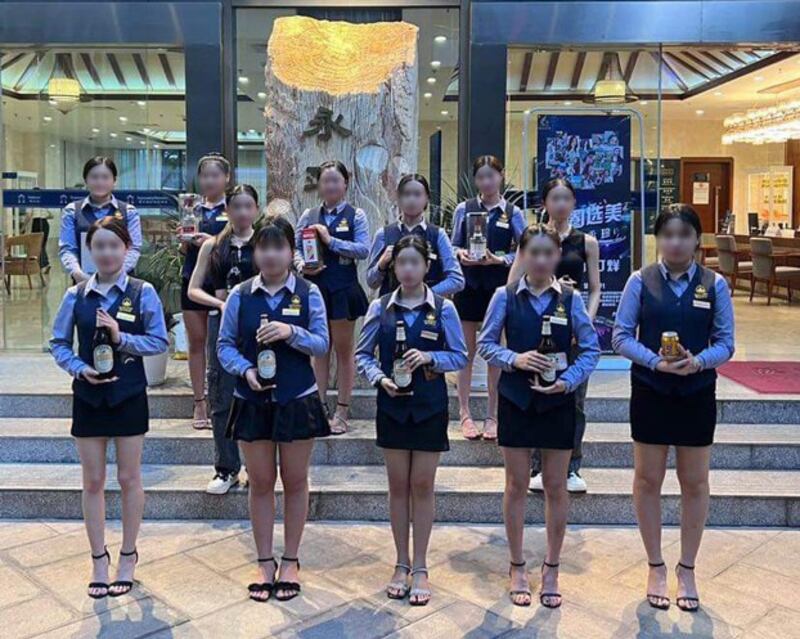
(294, 160, 369, 435)
(356, 234, 467, 606)
(612, 204, 734, 613)
(367, 173, 464, 296)
(508, 178, 601, 494)
(451, 156, 526, 440)
(188, 184, 259, 494)
(179, 153, 231, 430)
(50, 216, 168, 599)
(217, 216, 330, 603)
(478, 224, 599, 608)
(59, 156, 142, 283)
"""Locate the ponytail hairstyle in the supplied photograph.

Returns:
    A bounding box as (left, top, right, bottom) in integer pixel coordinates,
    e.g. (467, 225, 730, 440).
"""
(211, 184, 259, 275)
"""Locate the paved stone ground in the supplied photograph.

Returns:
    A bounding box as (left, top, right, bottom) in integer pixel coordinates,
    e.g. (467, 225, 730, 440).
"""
(0, 520, 798, 638)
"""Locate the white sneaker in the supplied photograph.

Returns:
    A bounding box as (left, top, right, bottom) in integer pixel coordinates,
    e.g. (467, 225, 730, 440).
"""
(567, 471, 587, 493)
(206, 472, 239, 495)
(529, 473, 544, 492)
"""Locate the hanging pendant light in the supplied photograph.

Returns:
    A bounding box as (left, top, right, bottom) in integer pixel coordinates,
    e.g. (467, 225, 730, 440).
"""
(588, 54, 637, 104)
(47, 77, 81, 113)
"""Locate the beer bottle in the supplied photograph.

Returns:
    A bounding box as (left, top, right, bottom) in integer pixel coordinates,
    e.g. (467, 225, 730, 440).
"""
(392, 320, 413, 393)
(536, 315, 558, 387)
(256, 314, 277, 388)
(226, 246, 242, 293)
(92, 313, 116, 380)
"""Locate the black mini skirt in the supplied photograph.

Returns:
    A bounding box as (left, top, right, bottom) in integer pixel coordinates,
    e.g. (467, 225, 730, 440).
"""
(453, 285, 496, 323)
(630, 380, 717, 447)
(376, 409, 450, 452)
(316, 281, 369, 321)
(226, 393, 330, 443)
(180, 278, 217, 312)
(72, 391, 149, 438)
(497, 393, 576, 450)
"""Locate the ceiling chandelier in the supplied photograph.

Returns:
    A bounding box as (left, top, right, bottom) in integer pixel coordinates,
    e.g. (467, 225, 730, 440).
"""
(47, 77, 81, 113)
(722, 99, 800, 145)
(587, 55, 637, 104)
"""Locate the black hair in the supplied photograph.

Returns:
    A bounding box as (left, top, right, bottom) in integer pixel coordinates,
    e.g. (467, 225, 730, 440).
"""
(226, 183, 259, 207)
(83, 156, 118, 181)
(654, 203, 703, 238)
(212, 184, 259, 275)
(541, 177, 576, 202)
(518, 223, 561, 251)
(318, 160, 350, 185)
(391, 234, 430, 266)
(197, 152, 231, 176)
(397, 173, 431, 200)
(472, 155, 504, 177)
(86, 215, 131, 248)
(254, 215, 295, 253)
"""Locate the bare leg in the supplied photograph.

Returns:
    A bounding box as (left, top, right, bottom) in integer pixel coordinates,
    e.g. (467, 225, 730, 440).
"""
(109, 435, 145, 595)
(674, 445, 711, 611)
(276, 439, 315, 598)
(241, 441, 278, 600)
(384, 449, 412, 597)
(502, 446, 533, 606)
(539, 448, 572, 607)
(408, 450, 440, 605)
(483, 364, 501, 439)
(183, 309, 209, 426)
(76, 437, 109, 597)
(633, 442, 670, 607)
(457, 321, 480, 439)
(329, 319, 355, 433)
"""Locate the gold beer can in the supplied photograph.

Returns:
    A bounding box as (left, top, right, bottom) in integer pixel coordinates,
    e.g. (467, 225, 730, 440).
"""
(661, 331, 681, 359)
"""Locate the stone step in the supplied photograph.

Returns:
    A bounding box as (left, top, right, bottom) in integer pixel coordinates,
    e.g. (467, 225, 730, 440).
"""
(0, 462, 796, 526)
(1, 418, 799, 470)
(3, 388, 800, 423)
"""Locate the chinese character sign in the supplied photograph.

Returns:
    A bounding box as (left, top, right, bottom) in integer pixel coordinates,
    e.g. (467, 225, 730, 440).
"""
(537, 114, 633, 351)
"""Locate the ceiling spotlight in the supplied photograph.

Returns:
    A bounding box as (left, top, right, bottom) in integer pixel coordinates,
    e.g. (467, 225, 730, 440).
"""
(91, 127, 100, 134)
(238, 76, 249, 84)
(431, 60, 442, 69)
(153, 143, 161, 149)
(434, 35, 447, 44)
(119, 116, 128, 122)
(440, 110, 449, 116)
(564, 101, 572, 106)
(640, 101, 649, 106)
(43, 116, 52, 122)
(49, 144, 56, 148)
(257, 92, 266, 100)
(139, 141, 146, 146)
(696, 109, 705, 115)
(110, 132, 118, 138)
(137, 100, 146, 106)
(423, 92, 433, 99)
(426, 77, 437, 85)
(125, 136, 132, 142)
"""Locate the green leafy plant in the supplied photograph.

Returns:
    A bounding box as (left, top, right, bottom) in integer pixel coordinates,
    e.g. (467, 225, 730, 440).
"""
(135, 209, 183, 322)
(432, 171, 523, 232)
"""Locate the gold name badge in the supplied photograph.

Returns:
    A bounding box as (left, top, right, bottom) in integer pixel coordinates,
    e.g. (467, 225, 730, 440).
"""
(694, 284, 708, 300)
(424, 311, 437, 326)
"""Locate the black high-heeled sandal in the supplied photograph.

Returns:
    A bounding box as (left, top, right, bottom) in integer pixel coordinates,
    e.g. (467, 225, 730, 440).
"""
(88, 546, 110, 599)
(274, 556, 301, 601)
(646, 561, 670, 610)
(539, 561, 562, 609)
(675, 562, 700, 612)
(508, 560, 532, 607)
(248, 557, 277, 602)
(108, 548, 138, 597)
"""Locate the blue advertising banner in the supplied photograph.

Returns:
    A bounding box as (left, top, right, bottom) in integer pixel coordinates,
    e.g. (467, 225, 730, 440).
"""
(2, 189, 177, 210)
(537, 114, 632, 351)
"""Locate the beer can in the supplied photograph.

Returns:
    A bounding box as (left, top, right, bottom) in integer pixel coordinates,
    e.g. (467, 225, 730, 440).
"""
(661, 331, 681, 359)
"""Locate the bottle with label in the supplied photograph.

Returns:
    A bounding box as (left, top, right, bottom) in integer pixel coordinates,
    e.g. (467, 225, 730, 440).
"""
(226, 246, 242, 293)
(469, 214, 487, 261)
(92, 313, 116, 380)
(301, 227, 324, 269)
(392, 320, 413, 393)
(178, 193, 201, 240)
(535, 315, 558, 387)
(256, 314, 277, 388)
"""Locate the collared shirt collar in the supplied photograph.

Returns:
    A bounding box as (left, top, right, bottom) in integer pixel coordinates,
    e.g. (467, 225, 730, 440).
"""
(321, 201, 346, 216)
(81, 195, 119, 212)
(658, 260, 697, 283)
(478, 194, 507, 213)
(251, 272, 296, 296)
(387, 285, 436, 311)
(201, 197, 226, 211)
(84, 271, 129, 297)
(399, 218, 427, 232)
(515, 274, 562, 297)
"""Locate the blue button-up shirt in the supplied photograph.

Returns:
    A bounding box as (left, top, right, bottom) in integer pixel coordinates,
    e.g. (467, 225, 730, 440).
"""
(611, 261, 735, 371)
(356, 285, 468, 386)
(366, 220, 465, 296)
(450, 196, 527, 267)
(217, 272, 329, 399)
(49, 272, 168, 378)
(477, 276, 600, 392)
(293, 201, 370, 269)
(58, 195, 142, 276)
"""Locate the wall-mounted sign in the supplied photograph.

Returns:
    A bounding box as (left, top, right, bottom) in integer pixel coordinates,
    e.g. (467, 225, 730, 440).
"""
(2, 190, 178, 210)
(692, 180, 710, 205)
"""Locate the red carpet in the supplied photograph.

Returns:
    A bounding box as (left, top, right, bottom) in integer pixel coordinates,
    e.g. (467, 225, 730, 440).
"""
(719, 361, 800, 394)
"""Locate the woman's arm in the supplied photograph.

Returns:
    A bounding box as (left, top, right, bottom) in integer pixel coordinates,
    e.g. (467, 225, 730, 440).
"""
(355, 299, 385, 386)
(122, 206, 142, 272)
(216, 288, 253, 377)
(476, 288, 518, 370)
(187, 238, 224, 310)
(49, 287, 88, 377)
(293, 209, 310, 271)
(117, 283, 169, 356)
(285, 284, 330, 357)
(694, 273, 735, 369)
(366, 226, 387, 290)
(328, 208, 370, 259)
(559, 294, 600, 391)
(428, 300, 468, 372)
(431, 229, 465, 296)
(506, 246, 525, 284)
(584, 234, 601, 319)
(611, 271, 661, 369)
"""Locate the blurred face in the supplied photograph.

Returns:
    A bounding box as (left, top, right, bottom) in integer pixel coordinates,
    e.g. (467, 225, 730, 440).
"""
(255, 238, 293, 278)
(474, 165, 503, 198)
(198, 161, 229, 200)
(89, 228, 127, 274)
(521, 234, 561, 282)
(85, 165, 115, 199)
(227, 193, 258, 231)
(398, 180, 428, 217)
(544, 185, 576, 223)
(657, 218, 699, 265)
(319, 167, 347, 204)
(393, 246, 429, 288)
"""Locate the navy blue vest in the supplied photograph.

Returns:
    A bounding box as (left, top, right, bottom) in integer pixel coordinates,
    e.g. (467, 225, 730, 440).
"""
(182, 203, 228, 279)
(376, 293, 447, 423)
(73, 200, 129, 269)
(498, 283, 575, 412)
(235, 276, 317, 405)
(305, 204, 359, 293)
(461, 198, 516, 290)
(72, 278, 147, 407)
(379, 223, 444, 295)
(631, 263, 718, 395)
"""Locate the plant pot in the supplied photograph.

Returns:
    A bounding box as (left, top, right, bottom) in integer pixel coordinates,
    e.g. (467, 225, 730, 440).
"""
(144, 351, 169, 386)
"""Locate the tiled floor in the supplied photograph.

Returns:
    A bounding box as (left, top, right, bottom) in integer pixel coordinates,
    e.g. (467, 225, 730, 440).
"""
(0, 520, 797, 638)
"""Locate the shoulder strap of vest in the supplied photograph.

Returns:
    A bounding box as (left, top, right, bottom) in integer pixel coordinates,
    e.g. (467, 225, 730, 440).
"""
(426, 224, 440, 246)
(505, 199, 515, 218)
(464, 197, 481, 214)
(433, 293, 445, 318)
(294, 275, 310, 297)
(698, 265, 716, 289)
(126, 277, 144, 298)
(505, 281, 519, 298)
(306, 207, 320, 226)
(383, 223, 399, 246)
(342, 203, 356, 218)
(238, 275, 258, 299)
(378, 292, 393, 316)
(75, 281, 88, 296)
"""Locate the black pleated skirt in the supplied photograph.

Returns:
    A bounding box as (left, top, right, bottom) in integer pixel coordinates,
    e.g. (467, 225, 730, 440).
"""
(316, 281, 369, 321)
(453, 285, 496, 323)
(630, 380, 717, 447)
(226, 393, 330, 443)
(376, 409, 450, 452)
(72, 391, 149, 438)
(497, 393, 576, 449)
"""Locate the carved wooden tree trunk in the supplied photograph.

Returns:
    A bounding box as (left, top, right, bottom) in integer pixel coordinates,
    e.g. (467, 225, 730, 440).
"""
(263, 16, 419, 257)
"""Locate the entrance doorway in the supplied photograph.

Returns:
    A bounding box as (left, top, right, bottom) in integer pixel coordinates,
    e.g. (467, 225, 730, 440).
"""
(680, 158, 733, 234)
